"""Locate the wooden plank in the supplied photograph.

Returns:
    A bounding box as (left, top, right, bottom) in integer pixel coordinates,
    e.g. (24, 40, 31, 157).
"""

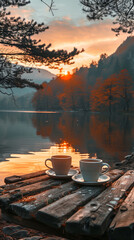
(4, 170, 46, 184)
(2, 211, 91, 240)
(65, 170, 134, 237)
(1, 210, 64, 238)
(109, 187, 134, 240)
(1, 167, 79, 193)
(36, 169, 123, 229)
(0, 178, 68, 208)
(4, 167, 79, 185)
(0, 175, 50, 194)
(9, 181, 80, 219)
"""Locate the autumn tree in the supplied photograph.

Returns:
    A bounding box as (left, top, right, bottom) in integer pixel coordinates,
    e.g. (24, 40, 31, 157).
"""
(32, 71, 90, 111)
(80, 0, 134, 35)
(0, 0, 83, 92)
(91, 70, 133, 112)
(57, 74, 90, 111)
(90, 74, 118, 113)
(32, 82, 54, 110)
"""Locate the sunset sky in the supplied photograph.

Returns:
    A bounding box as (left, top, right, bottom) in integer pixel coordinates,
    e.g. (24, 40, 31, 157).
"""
(9, 0, 129, 74)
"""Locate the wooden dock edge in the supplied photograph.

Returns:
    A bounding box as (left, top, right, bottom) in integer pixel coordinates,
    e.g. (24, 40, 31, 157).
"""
(1, 210, 98, 240)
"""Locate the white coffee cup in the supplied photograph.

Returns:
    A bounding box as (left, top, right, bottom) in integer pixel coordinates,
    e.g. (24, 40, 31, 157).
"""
(45, 155, 72, 175)
(80, 158, 110, 182)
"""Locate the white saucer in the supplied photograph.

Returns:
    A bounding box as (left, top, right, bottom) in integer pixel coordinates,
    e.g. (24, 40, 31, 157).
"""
(72, 173, 110, 185)
(45, 169, 79, 179)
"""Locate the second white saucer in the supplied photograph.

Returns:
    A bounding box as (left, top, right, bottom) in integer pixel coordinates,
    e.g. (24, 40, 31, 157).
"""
(72, 173, 110, 185)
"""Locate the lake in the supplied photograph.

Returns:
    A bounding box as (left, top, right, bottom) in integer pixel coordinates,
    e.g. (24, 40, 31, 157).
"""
(0, 110, 134, 185)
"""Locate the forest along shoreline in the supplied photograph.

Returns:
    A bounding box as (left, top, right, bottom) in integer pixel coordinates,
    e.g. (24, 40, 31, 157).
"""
(0, 153, 134, 239)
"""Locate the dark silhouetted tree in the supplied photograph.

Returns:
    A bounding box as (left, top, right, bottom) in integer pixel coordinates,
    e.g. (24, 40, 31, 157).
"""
(80, 0, 134, 35)
(0, 55, 42, 96)
(0, 0, 83, 91)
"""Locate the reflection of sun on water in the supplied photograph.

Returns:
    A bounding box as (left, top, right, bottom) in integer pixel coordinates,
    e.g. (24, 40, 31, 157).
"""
(0, 141, 97, 185)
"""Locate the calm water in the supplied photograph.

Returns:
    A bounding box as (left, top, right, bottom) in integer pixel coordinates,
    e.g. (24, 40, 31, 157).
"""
(0, 111, 134, 185)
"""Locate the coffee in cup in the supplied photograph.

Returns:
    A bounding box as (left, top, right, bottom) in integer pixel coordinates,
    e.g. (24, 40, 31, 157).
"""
(80, 158, 110, 182)
(45, 155, 72, 175)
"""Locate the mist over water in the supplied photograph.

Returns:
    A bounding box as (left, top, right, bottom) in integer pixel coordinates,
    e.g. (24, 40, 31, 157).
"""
(0, 111, 134, 185)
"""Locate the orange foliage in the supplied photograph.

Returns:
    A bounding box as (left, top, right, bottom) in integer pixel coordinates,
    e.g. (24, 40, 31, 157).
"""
(90, 74, 118, 111)
(57, 74, 89, 110)
(90, 69, 133, 112)
(32, 69, 90, 111)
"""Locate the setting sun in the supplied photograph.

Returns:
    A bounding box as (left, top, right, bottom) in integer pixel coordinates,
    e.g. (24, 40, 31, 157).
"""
(64, 70, 68, 75)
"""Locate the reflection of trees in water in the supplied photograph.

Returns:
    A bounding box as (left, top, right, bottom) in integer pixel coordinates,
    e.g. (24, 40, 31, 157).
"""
(32, 112, 134, 161)
(32, 112, 97, 154)
(90, 114, 134, 161)
(32, 113, 63, 140)
(57, 113, 91, 153)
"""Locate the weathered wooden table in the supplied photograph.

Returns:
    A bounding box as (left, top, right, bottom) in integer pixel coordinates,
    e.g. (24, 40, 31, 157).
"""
(0, 169, 133, 240)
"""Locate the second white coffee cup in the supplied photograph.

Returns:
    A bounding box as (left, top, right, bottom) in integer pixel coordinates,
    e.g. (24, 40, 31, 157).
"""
(80, 158, 110, 182)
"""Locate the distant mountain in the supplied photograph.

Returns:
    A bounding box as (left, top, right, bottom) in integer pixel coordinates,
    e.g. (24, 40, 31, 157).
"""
(110, 36, 134, 78)
(23, 67, 56, 84)
(13, 67, 56, 96)
(115, 36, 134, 56)
(0, 67, 56, 110)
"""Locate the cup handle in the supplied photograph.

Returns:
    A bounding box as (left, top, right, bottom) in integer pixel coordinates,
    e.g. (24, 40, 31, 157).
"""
(102, 163, 110, 174)
(45, 158, 53, 170)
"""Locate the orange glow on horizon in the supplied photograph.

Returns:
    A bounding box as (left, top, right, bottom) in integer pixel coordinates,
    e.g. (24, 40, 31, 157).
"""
(64, 70, 68, 75)
(60, 71, 72, 80)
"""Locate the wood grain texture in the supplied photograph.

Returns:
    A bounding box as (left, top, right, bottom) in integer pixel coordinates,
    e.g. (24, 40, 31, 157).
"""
(10, 181, 80, 219)
(65, 170, 134, 237)
(4, 170, 46, 184)
(0, 178, 68, 207)
(109, 187, 134, 240)
(0, 175, 50, 194)
(36, 170, 123, 229)
(1, 210, 64, 238)
(2, 210, 93, 240)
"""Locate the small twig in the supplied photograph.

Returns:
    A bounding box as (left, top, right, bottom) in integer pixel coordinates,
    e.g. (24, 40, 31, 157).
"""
(41, 0, 57, 16)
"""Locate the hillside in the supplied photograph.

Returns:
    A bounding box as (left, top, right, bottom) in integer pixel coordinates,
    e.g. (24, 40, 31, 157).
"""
(87, 36, 134, 86)
(12, 67, 56, 96)
(32, 36, 134, 111)
(0, 36, 133, 111)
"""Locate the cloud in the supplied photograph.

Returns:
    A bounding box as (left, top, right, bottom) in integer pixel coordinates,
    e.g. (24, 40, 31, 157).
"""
(3, 14, 127, 75)
(36, 18, 127, 73)
(9, 6, 34, 19)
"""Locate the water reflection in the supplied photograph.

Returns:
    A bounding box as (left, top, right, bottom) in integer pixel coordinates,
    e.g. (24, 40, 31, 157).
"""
(0, 111, 134, 185)
(32, 112, 98, 154)
(90, 114, 134, 161)
(32, 112, 134, 162)
(0, 143, 90, 185)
